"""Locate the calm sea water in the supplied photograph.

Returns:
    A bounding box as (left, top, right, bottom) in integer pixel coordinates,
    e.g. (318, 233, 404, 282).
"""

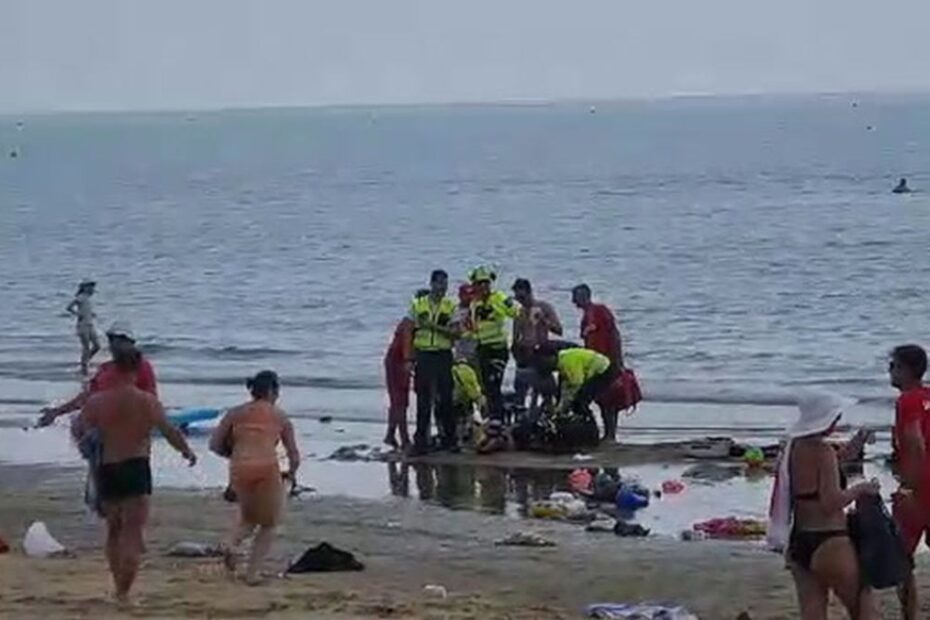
(1, 95, 929, 431)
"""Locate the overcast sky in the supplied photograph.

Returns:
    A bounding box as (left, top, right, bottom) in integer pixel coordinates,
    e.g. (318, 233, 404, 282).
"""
(2, 0, 930, 113)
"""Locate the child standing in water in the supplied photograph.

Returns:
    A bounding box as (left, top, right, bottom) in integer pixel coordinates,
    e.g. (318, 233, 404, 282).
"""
(67, 280, 100, 376)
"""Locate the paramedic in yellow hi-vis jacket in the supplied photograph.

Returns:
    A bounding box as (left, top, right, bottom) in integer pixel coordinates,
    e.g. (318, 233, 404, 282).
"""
(468, 266, 521, 451)
(409, 270, 459, 456)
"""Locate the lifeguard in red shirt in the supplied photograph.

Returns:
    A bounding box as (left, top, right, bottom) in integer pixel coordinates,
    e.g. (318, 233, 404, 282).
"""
(889, 344, 930, 620)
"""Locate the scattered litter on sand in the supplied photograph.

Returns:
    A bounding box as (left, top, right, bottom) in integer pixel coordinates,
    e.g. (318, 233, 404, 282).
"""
(586, 602, 698, 619)
(165, 542, 224, 558)
(495, 531, 557, 547)
(287, 542, 364, 573)
(326, 444, 388, 462)
(693, 517, 766, 540)
(318, 416, 334, 423)
(585, 518, 616, 533)
(423, 584, 448, 599)
(572, 453, 595, 462)
(23, 522, 70, 558)
(682, 462, 743, 483)
(683, 437, 734, 460)
(613, 521, 650, 538)
(661, 480, 685, 494)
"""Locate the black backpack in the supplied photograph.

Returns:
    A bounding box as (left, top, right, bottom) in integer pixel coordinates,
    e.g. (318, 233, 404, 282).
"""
(849, 495, 913, 590)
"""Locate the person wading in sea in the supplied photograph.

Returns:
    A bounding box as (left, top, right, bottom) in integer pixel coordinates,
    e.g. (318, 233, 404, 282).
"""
(71, 347, 196, 605)
(210, 371, 300, 585)
(67, 280, 100, 376)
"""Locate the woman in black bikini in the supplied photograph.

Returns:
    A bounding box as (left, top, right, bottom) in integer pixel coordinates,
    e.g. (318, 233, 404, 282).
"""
(788, 393, 879, 619)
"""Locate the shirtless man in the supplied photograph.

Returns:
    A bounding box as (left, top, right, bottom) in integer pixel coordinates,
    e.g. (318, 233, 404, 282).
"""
(72, 347, 196, 604)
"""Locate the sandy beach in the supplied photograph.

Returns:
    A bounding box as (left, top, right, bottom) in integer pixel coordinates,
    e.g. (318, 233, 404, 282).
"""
(1, 462, 928, 619)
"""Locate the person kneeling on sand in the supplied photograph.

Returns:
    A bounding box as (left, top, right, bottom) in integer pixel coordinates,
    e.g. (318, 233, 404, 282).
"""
(71, 347, 197, 605)
(532, 344, 620, 446)
(452, 351, 486, 446)
(210, 371, 300, 585)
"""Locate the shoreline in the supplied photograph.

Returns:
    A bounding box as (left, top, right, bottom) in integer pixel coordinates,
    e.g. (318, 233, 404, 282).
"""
(2, 463, 928, 618)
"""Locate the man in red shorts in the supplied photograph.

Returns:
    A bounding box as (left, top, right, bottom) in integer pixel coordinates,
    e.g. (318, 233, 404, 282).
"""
(37, 322, 157, 427)
(889, 344, 930, 620)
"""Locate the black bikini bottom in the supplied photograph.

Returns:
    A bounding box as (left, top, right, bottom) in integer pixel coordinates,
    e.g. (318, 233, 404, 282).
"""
(789, 528, 848, 571)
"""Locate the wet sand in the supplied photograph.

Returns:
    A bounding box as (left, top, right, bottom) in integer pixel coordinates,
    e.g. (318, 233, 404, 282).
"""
(397, 440, 696, 469)
(1, 463, 929, 619)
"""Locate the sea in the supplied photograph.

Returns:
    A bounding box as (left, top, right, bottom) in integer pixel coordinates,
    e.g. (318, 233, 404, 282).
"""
(1, 95, 928, 523)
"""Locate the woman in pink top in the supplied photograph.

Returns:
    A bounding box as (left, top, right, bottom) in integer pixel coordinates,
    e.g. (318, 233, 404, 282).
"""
(210, 370, 300, 585)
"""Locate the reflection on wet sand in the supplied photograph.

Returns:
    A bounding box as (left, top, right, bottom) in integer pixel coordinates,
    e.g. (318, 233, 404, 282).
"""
(387, 462, 621, 516)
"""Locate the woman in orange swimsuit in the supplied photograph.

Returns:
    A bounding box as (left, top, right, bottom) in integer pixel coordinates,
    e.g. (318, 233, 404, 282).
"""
(210, 370, 300, 585)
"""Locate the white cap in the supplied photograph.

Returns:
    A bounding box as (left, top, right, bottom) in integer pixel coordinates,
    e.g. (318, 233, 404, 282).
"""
(787, 391, 849, 439)
(105, 321, 135, 342)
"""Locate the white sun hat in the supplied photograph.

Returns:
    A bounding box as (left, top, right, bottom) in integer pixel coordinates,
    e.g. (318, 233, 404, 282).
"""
(105, 321, 136, 342)
(787, 391, 849, 439)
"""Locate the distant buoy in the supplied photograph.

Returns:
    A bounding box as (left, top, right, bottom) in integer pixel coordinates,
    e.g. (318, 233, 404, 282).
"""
(9, 149, 18, 159)
(866, 125, 875, 131)
(589, 106, 597, 115)
(851, 101, 859, 108)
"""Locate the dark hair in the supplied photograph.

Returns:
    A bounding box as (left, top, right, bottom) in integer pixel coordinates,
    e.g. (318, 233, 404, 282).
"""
(415, 288, 430, 298)
(430, 270, 448, 283)
(572, 283, 591, 297)
(891, 345, 927, 379)
(247, 370, 280, 399)
(113, 348, 142, 372)
(512, 278, 532, 293)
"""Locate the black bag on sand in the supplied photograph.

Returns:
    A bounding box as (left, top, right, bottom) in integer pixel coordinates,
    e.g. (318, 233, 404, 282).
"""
(849, 495, 912, 590)
(546, 414, 599, 453)
(286, 542, 364, 574)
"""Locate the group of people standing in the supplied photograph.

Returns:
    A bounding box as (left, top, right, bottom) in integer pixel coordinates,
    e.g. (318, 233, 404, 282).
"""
(383, 266, 629, 455)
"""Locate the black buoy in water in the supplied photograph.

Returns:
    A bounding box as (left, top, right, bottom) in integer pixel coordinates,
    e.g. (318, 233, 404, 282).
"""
(892, 178, 912, 194)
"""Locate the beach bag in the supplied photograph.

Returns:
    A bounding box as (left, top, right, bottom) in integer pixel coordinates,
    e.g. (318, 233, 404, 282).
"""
(597, 368, 643, 412)
(849, 495, 912, 589)
(550, 414, 599, 452)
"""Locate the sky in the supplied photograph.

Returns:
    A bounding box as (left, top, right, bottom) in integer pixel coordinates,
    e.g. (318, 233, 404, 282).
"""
(2, 0, 930, 113)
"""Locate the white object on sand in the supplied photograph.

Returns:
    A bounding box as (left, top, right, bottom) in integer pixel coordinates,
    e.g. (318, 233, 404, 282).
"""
(23, 521, 66, 558)
(423, 584, 448, 599)
(572, 453, 594, 462)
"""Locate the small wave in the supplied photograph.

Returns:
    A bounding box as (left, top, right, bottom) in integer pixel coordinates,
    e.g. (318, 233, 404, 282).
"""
(142, 343, 305, 360)
(0, 397, 46, 406)
(158, 374, 379, 390)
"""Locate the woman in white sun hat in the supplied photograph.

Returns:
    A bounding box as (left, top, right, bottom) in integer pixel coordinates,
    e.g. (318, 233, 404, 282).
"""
(769, 391, 879, 619)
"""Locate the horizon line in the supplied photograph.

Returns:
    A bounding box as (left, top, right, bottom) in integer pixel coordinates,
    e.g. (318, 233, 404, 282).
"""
(3, 87, 930, 119)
